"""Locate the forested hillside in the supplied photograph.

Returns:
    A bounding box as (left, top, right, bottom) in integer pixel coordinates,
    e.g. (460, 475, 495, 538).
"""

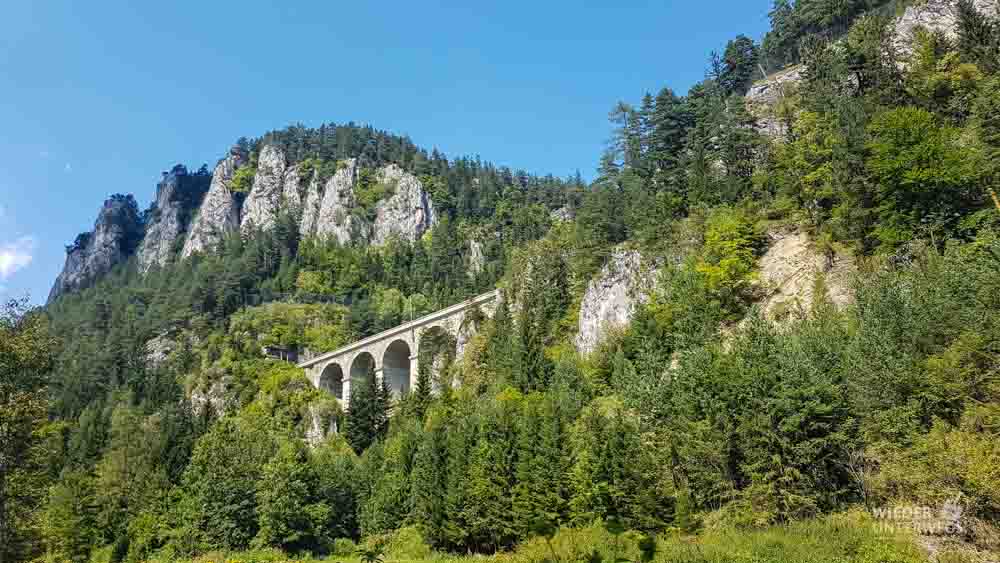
(4, 1, 1000, 563)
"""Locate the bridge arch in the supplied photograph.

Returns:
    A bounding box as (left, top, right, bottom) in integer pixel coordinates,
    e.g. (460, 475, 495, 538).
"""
(350, 351, 376, 384)
(418, 325, 457, 389)
(319, 363, 345, 399)
(382, 339, 412, 397)
(299, 290, 500, 408)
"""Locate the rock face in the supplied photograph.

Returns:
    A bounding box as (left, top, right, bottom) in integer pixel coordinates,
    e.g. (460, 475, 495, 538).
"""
(575, 248, 659, 355)
(304, 403, 338, 447)
(308, 159, 366, 245)
(181, 146, 246, 258)
(372, 164, 436, 245)
(52, 141, 439, 298)
(746, 0, 1000, 138)
(467, 239, 485, 277)
(745, 64, 804, 139)
(893, 0, 999, 58)
(756, 230, 856, 320)
(49, 195, 143, 303)
(241, 145, 288, 233)
(301, 159, 437, 246)
(137, 165, 210, 272)
(282, 164, 305, 211)
(550, 206, 575, 223)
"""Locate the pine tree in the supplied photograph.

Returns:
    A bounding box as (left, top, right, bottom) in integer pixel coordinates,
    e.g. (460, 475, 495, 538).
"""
(409, 413, 449, 547)
(649, 88, 693, 187)
(720, 35, 760, 96)
(512, 395, 567, 540)
(462, 391, 520, 552)
(344, 369, 391, 454)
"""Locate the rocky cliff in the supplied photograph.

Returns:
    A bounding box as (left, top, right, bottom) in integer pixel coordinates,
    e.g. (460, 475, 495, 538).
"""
(181, 146, 247, 258)
(52, 142, 441, 300)
(746, 0, 999, 138)
(372, 164, 436, 245)
(306, 159, 365, 245)
(49, 195, 144, 302)
(137, 165, 211, 272)
(302, 158, 437, 246)
(574, 248, 659, 355)
(240, 145, 288, 233)
(893, 0, 999, 57)
(756, 230, 856, 320)
(745, 64, 804, 139)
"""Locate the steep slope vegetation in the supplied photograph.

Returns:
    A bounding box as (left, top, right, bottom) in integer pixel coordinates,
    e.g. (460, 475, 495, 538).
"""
(5, 2, 1000, 563)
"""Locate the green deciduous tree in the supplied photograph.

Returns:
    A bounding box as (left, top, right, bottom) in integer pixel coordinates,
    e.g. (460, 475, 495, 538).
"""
(0, 300, 55, 563)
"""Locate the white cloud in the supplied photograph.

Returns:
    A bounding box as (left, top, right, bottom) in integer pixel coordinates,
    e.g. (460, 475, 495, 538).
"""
(0, 236, 36, 280)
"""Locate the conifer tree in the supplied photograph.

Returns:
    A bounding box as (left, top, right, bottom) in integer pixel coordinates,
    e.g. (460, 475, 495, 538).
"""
(344, 368, 390, 454)
(512, 395, 567, 540)
(409, 412, 449, 546)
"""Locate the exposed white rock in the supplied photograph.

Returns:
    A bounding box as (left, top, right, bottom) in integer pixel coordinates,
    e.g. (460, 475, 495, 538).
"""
(305, 403, 338, 447)
(893, 0, 999, 58)
(145, 333, 175, 369)
(137, 165, 209, 273)
(138, 168, 185, 273)
(241, 145, 287, 233)
(550, 206, 575, 222)
(299, 171, 324, 237)
(190, 380, 228, 416)
(312, 159, 367, 245)
(756, 230, 856, 320)
(467, 239, 485, 277)
(745, 64, 804, 139)
(372, 164, 436, 245)
(49, 195, 144, 302)
(574, 248, 659, 355)
(181, 146, 246, 258)
(282, 163, 305, 210)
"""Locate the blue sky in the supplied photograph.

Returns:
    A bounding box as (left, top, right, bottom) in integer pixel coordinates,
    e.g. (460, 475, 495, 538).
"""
(0, 1, 772, 304)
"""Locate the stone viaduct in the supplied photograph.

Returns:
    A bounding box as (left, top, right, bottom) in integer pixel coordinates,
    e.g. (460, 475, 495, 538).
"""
(298, 290, 499, 406)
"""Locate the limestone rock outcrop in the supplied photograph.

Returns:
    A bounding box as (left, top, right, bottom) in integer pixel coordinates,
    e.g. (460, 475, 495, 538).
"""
(52, 141, 440, 299)
(181, 146, 246, 258)
(241, 145, 288, 233)
(49, 195, 143, 303)
(372, 164, 436, 245)
(745, 64, 804, 139)
(550, 206, 575, 223)
(282, 164, 306, 211)
(893, 0, 999, 58)
(301, 160, 437, 246)
(574, 248, 659, 355)
(467, 239, 485, 277)
(746, 0, 1000, 138)
(305, 404, 338, 447)
(137, 165, 210, 272)
(756, 230, 856, 320)
(309, 159, 367, 245)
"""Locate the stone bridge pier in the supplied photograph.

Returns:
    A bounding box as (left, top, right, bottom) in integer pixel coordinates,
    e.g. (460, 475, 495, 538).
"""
(298, 290, 499, 407)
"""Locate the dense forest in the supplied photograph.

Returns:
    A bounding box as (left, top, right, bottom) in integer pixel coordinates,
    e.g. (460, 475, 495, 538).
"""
(4, 1, 1000, 562)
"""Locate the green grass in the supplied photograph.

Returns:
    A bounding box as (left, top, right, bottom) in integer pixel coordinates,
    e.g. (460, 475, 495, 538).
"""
(150, 511, 929, 563)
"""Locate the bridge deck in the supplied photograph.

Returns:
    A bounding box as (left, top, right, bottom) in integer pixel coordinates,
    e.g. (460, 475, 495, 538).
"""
(297, 289, 499, 369)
